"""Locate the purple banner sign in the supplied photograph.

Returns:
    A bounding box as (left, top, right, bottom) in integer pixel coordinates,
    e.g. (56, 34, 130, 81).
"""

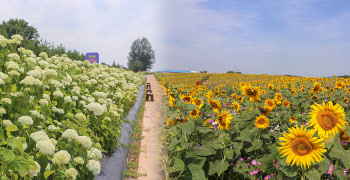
(85, 52, 99, 64)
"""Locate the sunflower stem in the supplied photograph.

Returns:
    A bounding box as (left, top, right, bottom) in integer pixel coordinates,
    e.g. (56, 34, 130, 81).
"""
(301, 168, 306, 180)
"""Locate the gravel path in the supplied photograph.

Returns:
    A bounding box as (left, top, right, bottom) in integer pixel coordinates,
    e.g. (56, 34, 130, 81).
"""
(133, 75, 164, 180)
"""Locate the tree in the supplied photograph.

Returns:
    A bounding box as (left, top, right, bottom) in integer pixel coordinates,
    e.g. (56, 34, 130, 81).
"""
(127, 37, 155, 72)
(112, 60, 117, 67)
(0, 18, 86, 61)
(0, 18, 39, 40)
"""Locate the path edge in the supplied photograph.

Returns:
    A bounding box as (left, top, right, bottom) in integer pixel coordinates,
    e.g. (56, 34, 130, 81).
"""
(95, 82, 145, 180)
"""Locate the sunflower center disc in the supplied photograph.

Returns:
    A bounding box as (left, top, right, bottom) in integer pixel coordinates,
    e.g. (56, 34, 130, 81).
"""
(218, 116, 225, 125)
(318, 110, 337, 130)
(291, 137, 313, 156)
(247, 89, 255, 96)
(259, 120, 265, 124)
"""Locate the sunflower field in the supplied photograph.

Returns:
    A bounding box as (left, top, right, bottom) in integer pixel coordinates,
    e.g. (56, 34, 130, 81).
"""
(0, 35, 144, 179)
(159, 73, 350, 180)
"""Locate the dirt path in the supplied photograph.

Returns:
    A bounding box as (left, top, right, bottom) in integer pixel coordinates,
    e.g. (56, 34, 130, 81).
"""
(133, 75, 164, 180)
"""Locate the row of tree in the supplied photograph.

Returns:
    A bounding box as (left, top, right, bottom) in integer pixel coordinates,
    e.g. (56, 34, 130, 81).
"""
(1, 18, 157, 71)
(0, 19, 85, 60)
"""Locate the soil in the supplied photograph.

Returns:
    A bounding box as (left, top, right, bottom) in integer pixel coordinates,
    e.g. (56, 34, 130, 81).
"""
(130, 74, 164, 180)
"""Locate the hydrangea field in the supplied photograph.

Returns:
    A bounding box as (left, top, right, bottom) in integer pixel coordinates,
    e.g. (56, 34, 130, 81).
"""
(159, 73, 350, 180)
(0, 35, 144, 179)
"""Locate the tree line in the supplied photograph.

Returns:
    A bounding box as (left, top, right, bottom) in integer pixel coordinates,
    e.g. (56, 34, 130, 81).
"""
(0, 19, 85, 61)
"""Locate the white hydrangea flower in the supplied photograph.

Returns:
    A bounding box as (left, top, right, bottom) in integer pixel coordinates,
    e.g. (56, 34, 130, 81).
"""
(39, 52, 48, 58)
(42, 94, 51, 100)
(77, 136, 92, 148)
(43, 69, 57, 76)
(62, 129, 79, 141)
(86, 102, 105, 116)
(50, 138, 57, 145)
(65, 168, 78, 180)
(92, 91, 107, 99)
(52, 150, 71, 165)
(3, 119, 13, 127)
(74, 157, 84, 164)
(27, 70, 41, 78)
(75, 113, 86, 121)
(25, 57, 36, 64)
(87, 148, 102, 160)
(30, 131, 49, 142)
(18, 116, 33, 125)
(36, 139, 55, 155)
(50, 80, 63, 88)
(38, 60, 49, 67)
(72, 96, 78, 101)
(48, 125, 60, 131)
(53, 90, 64, 97)
(0, 72, 9, 80)
(7, 61, 20, 70)
(1, 98, 11, 104)
(86, 160, 101, 175)
(39, 99, 49, 105)
(8, 70, 20, 76)
(64, 96, 72, 103)
(7, 53, 20, 61)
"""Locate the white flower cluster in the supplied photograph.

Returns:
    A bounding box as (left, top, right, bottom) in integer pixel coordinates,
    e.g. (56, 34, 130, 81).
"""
(36, 139, 55, 155)
(87, 148, 102, 160)
(52, 150, 71, 165)
(65, 168, 78, 180)
(62, 129, 79, 141)
(30, 131, 49, 142)
(75, 113, 86, 121)
(77, 136, 92, 148)
(74, 157, 84, 164)
(3, 120, 13, 127)
(18, 116, 33, 125)
(0, 107, 6, 115)
(1, 98, 11, 104)
(86, 160, 101, 175)
(86, 102, 105, 116)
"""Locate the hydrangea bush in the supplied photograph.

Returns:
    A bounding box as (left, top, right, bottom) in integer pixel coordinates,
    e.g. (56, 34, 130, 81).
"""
(0, 34, 144, 179)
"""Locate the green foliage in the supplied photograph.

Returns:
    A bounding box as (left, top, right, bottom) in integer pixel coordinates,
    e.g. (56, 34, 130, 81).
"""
(127, 37, 156, 72)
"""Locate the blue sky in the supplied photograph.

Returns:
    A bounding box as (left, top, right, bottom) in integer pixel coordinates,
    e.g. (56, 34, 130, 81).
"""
(0, 0, 350, 76)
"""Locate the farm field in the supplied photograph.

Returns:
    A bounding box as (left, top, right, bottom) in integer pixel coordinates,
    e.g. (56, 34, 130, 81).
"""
(0, 35, 144, 179)
(158, 73, 350, 179)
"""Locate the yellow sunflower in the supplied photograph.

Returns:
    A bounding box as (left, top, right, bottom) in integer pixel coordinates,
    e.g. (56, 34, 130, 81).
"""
(282, 100, 291, 107)
(264, 98, 276, 109)
(181, 94, 193, 104)
(268, 84, 274, 90)
(308, 101, 346, 138)
(258, 106, 272, 116)
(189, 109, 200, 119)
(236, 96, 244, 103)
(192, 98, 204, 109)
(168, 95, 175, 107)
(278, 125, 327, 169)
(289, 116, 296, 123)
(274, 93, 283, 104)
(233, 101, 240, 112)
(310, 82, 321, 94)
(255, 115, 269, 129)
(241, 84, 261, 102)
(344, 98, 349, 103)
(216, 110, 233, 130)
(336, 81, 345, 89)
(209, 99, 222, 110)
